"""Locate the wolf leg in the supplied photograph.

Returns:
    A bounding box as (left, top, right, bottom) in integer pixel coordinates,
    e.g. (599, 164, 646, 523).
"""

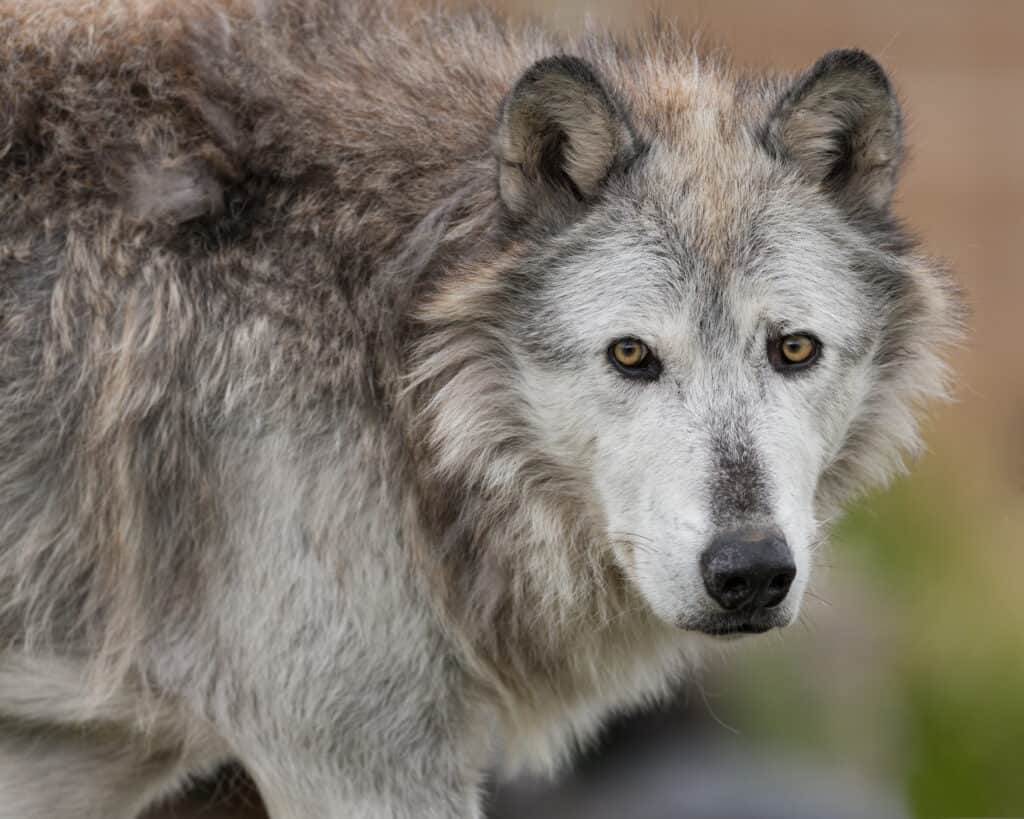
(0, 721, 204, 819)
(0, 653, 229, 819)
(240, 750, 483, 819)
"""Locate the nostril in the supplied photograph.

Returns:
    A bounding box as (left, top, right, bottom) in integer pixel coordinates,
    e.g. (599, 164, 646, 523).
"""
(713, 574, 756, 610)
(762, 568, 796, 608)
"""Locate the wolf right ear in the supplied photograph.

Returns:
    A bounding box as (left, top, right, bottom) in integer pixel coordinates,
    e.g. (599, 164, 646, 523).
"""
(496, 56, 639, 223)
(763, 50, 904, 213)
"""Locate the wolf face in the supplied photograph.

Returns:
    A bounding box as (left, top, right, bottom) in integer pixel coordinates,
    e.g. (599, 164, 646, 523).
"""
(499, 53, 938, 637)
(419, 51, 958, 648)
(511, 178, 874, 635)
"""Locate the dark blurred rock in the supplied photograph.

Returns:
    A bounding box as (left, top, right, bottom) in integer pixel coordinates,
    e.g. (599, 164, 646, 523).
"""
(150, 701, 906, 819)
(489, 740, 907, 819)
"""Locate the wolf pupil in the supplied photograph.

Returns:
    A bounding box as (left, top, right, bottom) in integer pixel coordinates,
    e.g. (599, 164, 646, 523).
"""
(783, 338, 810, 361)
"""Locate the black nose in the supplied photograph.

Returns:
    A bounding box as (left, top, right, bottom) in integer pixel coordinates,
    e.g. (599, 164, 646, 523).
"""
(700, 527, 796, 612)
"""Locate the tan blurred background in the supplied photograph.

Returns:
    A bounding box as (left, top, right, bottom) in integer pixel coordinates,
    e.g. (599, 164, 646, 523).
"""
(155, 3, 1023, 818)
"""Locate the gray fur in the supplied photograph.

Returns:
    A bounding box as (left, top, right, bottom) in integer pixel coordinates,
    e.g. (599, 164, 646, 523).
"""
(0, 2, 962, 817)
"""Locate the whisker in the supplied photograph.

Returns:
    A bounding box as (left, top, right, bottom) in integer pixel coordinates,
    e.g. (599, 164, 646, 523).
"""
(607, 531, 655, 544)
(797, 611, 817, 634)
(586, 603, 649, 637)
(693, 677, 741, 736)
(607, 539, 657, 558)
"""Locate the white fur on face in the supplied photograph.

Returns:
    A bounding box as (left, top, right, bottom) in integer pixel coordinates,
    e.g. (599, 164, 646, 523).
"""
(516, 187, 879, 633)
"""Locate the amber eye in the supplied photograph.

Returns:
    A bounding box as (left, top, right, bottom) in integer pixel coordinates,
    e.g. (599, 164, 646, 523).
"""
(609, 338, 661, 380)
(770, 333, 821, 371)
(612, 339, 647, 367)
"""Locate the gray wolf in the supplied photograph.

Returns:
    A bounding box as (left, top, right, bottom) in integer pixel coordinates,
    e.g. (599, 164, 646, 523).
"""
(0, 1, 962, 817)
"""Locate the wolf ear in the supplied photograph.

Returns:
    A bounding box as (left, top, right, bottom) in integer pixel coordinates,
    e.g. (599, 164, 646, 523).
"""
(496, 56, 639, 222)
(763, 50, 903, 212)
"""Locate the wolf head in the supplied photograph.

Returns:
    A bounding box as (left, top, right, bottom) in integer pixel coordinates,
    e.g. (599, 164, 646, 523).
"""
(413, 49, 960, 648)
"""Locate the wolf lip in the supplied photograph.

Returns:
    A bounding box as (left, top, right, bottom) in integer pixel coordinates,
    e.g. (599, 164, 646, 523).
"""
(700, 621, 774, 636)
(687, 612, 788, 636)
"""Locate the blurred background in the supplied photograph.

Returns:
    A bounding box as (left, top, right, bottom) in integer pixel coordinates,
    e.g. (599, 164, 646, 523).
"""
(154, 2, 1023, 818)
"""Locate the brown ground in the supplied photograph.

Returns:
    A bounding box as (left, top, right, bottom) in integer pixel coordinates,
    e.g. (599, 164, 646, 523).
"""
(152, 2, 1022, 817)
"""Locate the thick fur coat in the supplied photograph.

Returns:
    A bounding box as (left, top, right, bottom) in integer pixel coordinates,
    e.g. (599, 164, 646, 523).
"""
(0, 2, 961, 817)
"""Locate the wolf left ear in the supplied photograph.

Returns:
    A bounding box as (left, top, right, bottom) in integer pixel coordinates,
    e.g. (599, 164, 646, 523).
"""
(496, 56, 639, 222)
(763, 50, 903, 212)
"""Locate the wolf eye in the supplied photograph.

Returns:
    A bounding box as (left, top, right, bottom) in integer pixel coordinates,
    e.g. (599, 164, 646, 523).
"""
(769, 333, 820, 372)
(609, 338, 661, 380)
(612, 339, 647, 367)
